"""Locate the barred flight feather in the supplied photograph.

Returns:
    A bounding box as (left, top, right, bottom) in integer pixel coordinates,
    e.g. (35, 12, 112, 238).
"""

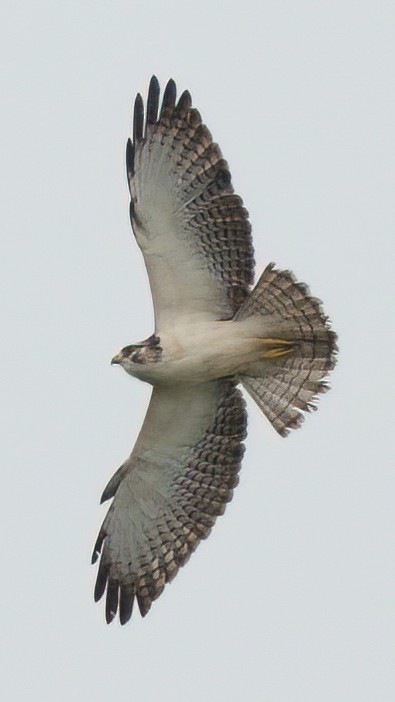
(92, 381, 247, 624)
(127, 76, 255, 325)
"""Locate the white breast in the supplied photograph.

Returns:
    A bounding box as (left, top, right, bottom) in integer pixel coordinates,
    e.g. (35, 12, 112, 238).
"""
(130, 318, 261, 385)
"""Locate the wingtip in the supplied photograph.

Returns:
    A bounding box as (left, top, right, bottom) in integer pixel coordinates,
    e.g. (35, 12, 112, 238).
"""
(132, 76, 187, 144)
(133, 93, 144, 143)
(100, 488, 112, 504)
(126, 137, 135, 178)
(91, 528, 106, 564)
(148, 75, 160, 99)
(136, 592, 153, 617)
(165, 77, 176, 93)
(134, 92, 143, 110)
(94, 559, 109, 602)
(105, 610, 116, 625)
(146, 75, 160, 129)
(160, 78, 177, 117)
(177, 89, 192, 110)
(119, 610, 132, 626)
(105, 581, 119, 624)
(119, 585, 135, 625)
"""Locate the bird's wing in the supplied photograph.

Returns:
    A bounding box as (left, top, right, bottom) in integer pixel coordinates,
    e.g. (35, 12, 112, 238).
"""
(92, 380, 247, 624)
(127, 76, 255, 328)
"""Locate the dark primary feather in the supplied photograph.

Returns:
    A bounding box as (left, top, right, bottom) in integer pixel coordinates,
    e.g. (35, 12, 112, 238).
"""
(106, 580, 119, 624)
(133, 93, 144, 142)
(177, 89, 192, 110)
(146, 75, 160, 129)
(125, 138, 135, 179)
(94, 557, 108, 601)
(159, 78, 177, 116)
(119, 584, 135, 625)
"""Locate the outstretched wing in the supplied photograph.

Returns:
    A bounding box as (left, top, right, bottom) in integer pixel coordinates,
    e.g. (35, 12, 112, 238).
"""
(92, 380, 247, 624)
(127, 76, 255, 328)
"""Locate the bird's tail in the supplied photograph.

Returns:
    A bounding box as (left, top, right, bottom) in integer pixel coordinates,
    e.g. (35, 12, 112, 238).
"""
(235, 263, 337, 436)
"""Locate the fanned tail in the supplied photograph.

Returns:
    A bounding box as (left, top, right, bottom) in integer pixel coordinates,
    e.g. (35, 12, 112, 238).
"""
(236, 263, 337, 436)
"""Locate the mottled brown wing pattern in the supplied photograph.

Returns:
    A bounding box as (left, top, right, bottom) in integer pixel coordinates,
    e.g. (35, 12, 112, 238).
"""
(126, 76, 255, 321)
(92, 381, 247, 624)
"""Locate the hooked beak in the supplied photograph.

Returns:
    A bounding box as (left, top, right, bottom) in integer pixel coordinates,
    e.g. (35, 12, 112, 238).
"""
(111, 353, 123, 365)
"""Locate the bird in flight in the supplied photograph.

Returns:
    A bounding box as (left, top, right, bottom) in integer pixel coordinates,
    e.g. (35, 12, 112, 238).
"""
(92, 76, 337, 625)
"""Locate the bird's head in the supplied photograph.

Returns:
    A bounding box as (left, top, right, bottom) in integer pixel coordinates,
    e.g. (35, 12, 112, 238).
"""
(111, 344, 144, 367)
(111, 335, 162, 375)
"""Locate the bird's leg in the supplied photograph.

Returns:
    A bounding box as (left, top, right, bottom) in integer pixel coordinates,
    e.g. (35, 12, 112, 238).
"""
(258, 338, 296, 360)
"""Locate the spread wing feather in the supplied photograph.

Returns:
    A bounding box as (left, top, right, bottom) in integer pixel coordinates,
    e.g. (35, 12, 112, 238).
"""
(127, 76, 255, 327)
(92, 380, 247, 624)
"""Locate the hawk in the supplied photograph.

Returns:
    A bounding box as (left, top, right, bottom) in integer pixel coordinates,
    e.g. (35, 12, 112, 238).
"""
(92, 76, 337, 625)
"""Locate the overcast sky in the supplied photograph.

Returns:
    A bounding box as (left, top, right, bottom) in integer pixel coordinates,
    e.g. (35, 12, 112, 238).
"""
(2, 1, 394, 700)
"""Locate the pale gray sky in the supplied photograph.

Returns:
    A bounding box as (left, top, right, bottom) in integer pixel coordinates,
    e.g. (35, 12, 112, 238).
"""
(2, 1, 394, 700)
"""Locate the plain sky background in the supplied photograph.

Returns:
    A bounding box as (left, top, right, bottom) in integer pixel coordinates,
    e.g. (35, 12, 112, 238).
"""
(2, 1, 394, 700)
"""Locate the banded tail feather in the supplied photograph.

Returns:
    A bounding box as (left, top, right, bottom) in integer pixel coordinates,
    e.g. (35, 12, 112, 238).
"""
(236, 263, 337, 436)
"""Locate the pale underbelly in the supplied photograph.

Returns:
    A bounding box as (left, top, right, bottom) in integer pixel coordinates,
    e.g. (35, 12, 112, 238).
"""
(128, 319, 262, 385)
